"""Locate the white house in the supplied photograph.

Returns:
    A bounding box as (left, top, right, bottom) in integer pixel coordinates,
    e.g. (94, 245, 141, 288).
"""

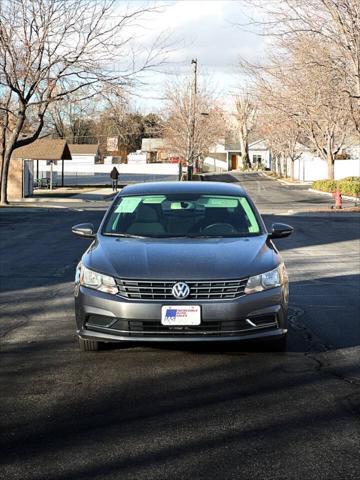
(248, 139, 272, 169)
(223, 131, 272, 171)
(68, 144, 102, 164)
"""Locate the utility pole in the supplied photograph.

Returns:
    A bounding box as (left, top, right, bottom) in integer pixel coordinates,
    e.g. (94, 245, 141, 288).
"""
(187, 58, 197, 180)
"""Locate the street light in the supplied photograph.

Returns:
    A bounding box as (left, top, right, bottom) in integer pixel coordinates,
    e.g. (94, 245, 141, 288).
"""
(186, 59, 197, 180)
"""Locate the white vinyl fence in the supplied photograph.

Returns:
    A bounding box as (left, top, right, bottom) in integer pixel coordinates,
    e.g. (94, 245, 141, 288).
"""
(291, 154, 360, 181)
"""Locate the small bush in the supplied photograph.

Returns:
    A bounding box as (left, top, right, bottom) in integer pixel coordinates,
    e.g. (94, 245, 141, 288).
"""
(312, 177, 360, 197)
(312, 179, 337, 192)
(338, 178, 360, 197)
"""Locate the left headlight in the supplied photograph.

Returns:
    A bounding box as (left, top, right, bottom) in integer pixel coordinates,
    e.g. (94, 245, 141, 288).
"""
(245, 265, 286, 294)
(77, 264, 118, 295)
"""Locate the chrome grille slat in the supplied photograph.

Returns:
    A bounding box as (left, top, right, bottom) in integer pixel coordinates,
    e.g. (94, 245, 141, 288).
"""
(116, 278, 249, 300)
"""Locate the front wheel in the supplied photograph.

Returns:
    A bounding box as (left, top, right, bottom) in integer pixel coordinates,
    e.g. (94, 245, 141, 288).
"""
(78, 337, 100, 352)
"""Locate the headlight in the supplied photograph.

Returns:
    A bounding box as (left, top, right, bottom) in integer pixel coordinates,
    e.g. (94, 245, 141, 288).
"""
(78, 265, 118, 295)
(245, 265, 286, 294)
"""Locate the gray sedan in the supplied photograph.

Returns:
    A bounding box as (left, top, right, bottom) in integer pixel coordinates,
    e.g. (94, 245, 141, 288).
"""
(72, 182, 293, 351)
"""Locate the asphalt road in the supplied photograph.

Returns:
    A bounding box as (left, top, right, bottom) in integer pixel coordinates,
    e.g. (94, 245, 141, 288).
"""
(1, 173, 359, 480)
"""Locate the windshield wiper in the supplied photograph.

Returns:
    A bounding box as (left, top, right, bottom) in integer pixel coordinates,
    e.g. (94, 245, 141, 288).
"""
(184, 234, 216, 238)
(103, 233, 147, 239)
(185, 233, 250, 238)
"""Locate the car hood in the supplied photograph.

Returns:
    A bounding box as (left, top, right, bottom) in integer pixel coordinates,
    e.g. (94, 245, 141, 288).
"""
(83, 235, 279, 280)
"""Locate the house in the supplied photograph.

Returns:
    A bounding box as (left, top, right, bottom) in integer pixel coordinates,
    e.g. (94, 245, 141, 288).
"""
(8, 138, 72, 200)
(36, 143, 103, 185)
(203, 143, 228, 172)
(224, 132, 272, 171)
(248, 139, 272, 169)
(38, 143, 101, 173)
(141, 138, 170, 162)
(224, 133, 242, 170)
(68, 144, 102, 164)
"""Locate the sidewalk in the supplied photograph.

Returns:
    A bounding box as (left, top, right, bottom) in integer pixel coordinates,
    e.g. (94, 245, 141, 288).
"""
(22, 187, 117, 203)
(0, 187, 118, 210)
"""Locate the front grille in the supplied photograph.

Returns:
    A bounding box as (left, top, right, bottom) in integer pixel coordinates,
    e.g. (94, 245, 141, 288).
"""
(116, 278, 249, 301)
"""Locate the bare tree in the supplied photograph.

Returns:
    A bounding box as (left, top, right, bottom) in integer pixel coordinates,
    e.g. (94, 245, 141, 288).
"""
(258, 108, 302, 179)
(48, 92, 101, 142)
(239, 33, 353, 178)
(163, 80, 225, 165)
(0, 0, 168, 203)
(241, 0, 360, 134)
(234, 93, 257, 169)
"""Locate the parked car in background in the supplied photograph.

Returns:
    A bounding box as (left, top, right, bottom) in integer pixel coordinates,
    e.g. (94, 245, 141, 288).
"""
(72, 182, 293, 351)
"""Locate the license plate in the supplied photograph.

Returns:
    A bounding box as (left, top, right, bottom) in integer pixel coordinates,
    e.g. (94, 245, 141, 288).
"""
(161, 305, 201, 326)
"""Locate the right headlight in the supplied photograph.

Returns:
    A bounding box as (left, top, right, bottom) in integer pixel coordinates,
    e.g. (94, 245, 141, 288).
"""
(77, 264, 118, 295)
(244, 264, 286, 294)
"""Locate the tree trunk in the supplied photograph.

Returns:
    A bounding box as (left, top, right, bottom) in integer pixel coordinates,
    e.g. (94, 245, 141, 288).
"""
(282, 155, 287, 178)
(326, 134, 335, 179)
(290, 159, 295, 180)
(0, 111, 26, 205)
(271, 154, 276, 173)
(239, 137, 251, 170)
(327, 151, 335, 179)
(0, 150, 12, 205)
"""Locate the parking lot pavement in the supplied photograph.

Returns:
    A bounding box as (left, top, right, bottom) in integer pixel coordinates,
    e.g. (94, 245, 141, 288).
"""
(0, 176, 360, 479)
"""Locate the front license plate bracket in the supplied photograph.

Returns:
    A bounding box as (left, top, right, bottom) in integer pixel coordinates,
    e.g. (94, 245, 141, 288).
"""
(161, 305, 201, 326)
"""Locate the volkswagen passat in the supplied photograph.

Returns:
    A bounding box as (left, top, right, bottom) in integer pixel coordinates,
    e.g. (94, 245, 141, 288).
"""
(72, 182, 293, 351)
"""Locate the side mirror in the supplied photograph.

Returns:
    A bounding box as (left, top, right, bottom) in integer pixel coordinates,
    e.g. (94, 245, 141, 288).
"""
(72, 223, 96, 238)
(268, 223, 293, 239)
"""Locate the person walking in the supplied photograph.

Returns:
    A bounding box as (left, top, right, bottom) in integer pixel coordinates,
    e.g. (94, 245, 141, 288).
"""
(110, 166, 119, 191)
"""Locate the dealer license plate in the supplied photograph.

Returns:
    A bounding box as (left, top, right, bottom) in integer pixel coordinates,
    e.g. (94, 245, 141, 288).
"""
(161, 305, 201, 326)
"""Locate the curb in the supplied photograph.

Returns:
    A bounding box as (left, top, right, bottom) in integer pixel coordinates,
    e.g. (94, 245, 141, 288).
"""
(277, 178, 311, 186)
(308, 188, 359, 202)
(285, 211, 360, 217)
(21, 197, 84, 203)
(0, 205, 68, 210)
(260, 172, 311, 186)
(103, 192, 118, 200)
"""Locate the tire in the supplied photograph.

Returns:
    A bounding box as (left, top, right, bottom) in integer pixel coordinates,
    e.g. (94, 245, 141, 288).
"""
(78, 336, 100, 352)
(267, 334, 287, 352)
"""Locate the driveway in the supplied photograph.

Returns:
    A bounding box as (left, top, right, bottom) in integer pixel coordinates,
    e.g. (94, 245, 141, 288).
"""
(0, 174, 359, 480)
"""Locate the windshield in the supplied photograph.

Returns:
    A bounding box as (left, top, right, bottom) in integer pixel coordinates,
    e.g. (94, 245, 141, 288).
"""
(102, 194, 261, 238)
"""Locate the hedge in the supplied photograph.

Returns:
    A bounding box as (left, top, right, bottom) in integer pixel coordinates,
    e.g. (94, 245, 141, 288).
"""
(312, 177, 360, 197)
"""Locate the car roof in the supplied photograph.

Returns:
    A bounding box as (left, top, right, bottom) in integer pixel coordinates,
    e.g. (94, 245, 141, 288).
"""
(119, 181, 248, 197)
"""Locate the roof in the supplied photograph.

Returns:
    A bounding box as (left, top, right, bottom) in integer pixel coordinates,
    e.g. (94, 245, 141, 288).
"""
(69, 144, 99, 155)
(13, 138, 72, 160)
(119, 181, 247, 197)
(224, 140, 241, 152)
(249, 139, 269, 150)
(224, 131, 264, 152)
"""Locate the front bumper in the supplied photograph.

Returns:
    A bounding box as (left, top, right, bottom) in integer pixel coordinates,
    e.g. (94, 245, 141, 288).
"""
(75, 285, 288, 343)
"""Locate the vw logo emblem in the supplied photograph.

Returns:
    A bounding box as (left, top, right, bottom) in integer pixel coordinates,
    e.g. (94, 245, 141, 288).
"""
(172, 282, 190, 299)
